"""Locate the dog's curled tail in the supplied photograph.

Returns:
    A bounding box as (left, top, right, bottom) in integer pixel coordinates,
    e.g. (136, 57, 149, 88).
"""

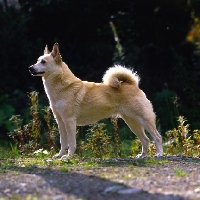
(102, 65, 140, 88)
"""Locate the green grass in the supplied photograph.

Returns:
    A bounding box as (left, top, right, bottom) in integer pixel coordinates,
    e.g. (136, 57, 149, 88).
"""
(174, 168, 188, 177)
(0, 156, 169, 175)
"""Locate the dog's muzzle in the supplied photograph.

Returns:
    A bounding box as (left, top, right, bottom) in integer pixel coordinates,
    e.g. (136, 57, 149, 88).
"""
(29, 65, 44, 75)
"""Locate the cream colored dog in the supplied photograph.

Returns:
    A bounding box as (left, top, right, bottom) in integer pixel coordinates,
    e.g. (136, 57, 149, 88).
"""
(29, 43, 163, 159)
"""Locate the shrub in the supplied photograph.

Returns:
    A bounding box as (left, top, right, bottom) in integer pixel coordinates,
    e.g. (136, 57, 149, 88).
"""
(84, 118, 122, 158)
(7, 91, 200, 158)
(8, 91, 58, 155)
(84, 123, 112, 158)
(165, 116, 200, 157)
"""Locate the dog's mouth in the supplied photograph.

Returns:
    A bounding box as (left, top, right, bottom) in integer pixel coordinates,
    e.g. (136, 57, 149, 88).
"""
(31, 71, 45, 75)
(29, 69, 45, 76)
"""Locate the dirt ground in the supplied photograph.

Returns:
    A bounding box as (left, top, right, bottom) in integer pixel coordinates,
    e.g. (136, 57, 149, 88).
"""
(0, 156, 200, 200)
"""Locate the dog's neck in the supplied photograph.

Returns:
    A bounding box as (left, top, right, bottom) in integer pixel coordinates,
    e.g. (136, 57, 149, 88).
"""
(42, 62, 80, 102)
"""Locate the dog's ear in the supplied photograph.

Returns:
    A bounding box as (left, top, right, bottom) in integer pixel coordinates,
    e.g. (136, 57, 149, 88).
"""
(51, 43, 59, 57)
(51, 43, 62, 65)
(44, 45, 50, 54)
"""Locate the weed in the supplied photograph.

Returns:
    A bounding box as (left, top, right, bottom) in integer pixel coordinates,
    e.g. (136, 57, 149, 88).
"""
(8, 92, 41, 153)
(166, 116, 200, 156)
(43, 106, 59, 151)
(131, 139, 142, 157)
(134, 157, 168, 166)
(59, 165, 71, 172)
(8, 91, 59, 156)
(84, 123, 111, 158)
(84, 119, 122, 158)
(9, 143, 20, 158)
(120, 140, 132, 157)
(110, 117, 122, 157)
(33, 148, 50, 159)
(75, 127, 85, 157)
(193, 130, 200, 157)
(7, 90, 200, 159)
(174, 168, 188, 177)
(148, 143, 157, 157)
(131, 139, 157, 157)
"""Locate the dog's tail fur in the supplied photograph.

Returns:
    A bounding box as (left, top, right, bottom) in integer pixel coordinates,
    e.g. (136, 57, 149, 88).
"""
(102, 65, 140, 88)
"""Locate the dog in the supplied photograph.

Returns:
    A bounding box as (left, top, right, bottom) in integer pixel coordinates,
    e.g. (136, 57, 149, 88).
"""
(29, 43, 163, 159)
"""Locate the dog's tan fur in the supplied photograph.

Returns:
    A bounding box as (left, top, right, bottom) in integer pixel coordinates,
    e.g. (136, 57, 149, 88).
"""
(29, 43, 163, 159)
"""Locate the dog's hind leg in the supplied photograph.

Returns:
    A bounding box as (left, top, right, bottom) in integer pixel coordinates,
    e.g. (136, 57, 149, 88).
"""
(137, 117, 163, 157)
(140, 119, 163, 157)
(121, 115, 150, 158)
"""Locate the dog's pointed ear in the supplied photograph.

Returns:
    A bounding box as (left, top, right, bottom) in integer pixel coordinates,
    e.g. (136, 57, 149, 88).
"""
(51, 43, 59, 57)
(44, 45, 50, 54)
(51, 43, 62, 64)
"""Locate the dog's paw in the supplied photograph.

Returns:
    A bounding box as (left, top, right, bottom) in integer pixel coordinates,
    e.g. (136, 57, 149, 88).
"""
(60, 155, 68, 160)
(154, 152, 163, 158)
(60, 154, 74, 160)
(52, 154, 63, 159)
(135, 153, 146, 158)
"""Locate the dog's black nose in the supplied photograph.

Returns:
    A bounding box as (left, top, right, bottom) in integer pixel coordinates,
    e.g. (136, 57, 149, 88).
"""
(29, 65, 35, 72)
(29, 65, 35, 74)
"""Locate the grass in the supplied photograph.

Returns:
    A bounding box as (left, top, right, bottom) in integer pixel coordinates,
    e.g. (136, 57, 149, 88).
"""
(0, 149, 169, 174)
(174, 168, 188, 177)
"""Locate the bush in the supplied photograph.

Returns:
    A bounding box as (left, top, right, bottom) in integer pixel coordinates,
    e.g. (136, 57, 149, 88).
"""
(165, 116, 200, 157)
(8, 91, 59, 155)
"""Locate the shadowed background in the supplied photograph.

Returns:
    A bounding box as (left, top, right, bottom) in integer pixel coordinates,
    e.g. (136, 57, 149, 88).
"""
(0, 0, 200, 141)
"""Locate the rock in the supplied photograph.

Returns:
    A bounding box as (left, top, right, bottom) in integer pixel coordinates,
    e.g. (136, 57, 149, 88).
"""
(103, 185, 125, 193)
(118, 187, 142, 194)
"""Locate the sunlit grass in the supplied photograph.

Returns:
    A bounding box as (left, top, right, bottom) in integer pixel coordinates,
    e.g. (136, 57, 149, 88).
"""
(174, 168, 188, 177)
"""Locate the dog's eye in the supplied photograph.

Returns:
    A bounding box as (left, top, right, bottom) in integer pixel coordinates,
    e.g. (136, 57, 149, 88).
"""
(41, 60, 46, 64)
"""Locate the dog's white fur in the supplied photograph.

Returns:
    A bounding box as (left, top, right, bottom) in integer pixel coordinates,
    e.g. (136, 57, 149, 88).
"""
(29, 43, 163, 159)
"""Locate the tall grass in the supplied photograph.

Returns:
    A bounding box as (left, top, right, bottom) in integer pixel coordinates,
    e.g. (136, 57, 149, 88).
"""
(6, 91, 200, 159)
(8, 91, 58, 155)
(165, 116, 200, 157)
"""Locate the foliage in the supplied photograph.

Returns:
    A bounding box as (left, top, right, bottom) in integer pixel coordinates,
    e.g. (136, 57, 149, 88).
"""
(43, 106, 59, 150)
(0, 94, 15, 134)
(174, 168, 188, 177)
(8, 91, 58, 155)
(165, 116, 200, 157)
(110, 117, 122, 157)
(131, 139, 157, 157)
(8, 91, 41, 153)
(84, 123, 112, 158)
(9, 143, 20, 158)
(83, 118, 122, 158)
(1, 0, 200, 137)
(131, 139, 142, 157)
(33, 148, 50, 159)
(6, 91, 200, 159)
(110, 21, 124, 63)
(153, 89, 180, 133)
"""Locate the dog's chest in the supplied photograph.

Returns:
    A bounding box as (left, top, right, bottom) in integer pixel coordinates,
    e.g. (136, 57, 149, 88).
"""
(42, 78, 57, 105)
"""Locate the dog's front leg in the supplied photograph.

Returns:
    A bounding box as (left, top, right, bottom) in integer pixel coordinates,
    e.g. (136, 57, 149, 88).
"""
(52, 114, 68, 159)
(60, 118, 77, 160)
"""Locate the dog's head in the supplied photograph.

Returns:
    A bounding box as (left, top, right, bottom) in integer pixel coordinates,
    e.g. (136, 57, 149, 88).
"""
(29, 43, 62, 76)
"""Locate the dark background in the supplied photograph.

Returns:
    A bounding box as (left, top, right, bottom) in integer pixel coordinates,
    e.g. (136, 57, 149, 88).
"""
(1, 0, 200, 140)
